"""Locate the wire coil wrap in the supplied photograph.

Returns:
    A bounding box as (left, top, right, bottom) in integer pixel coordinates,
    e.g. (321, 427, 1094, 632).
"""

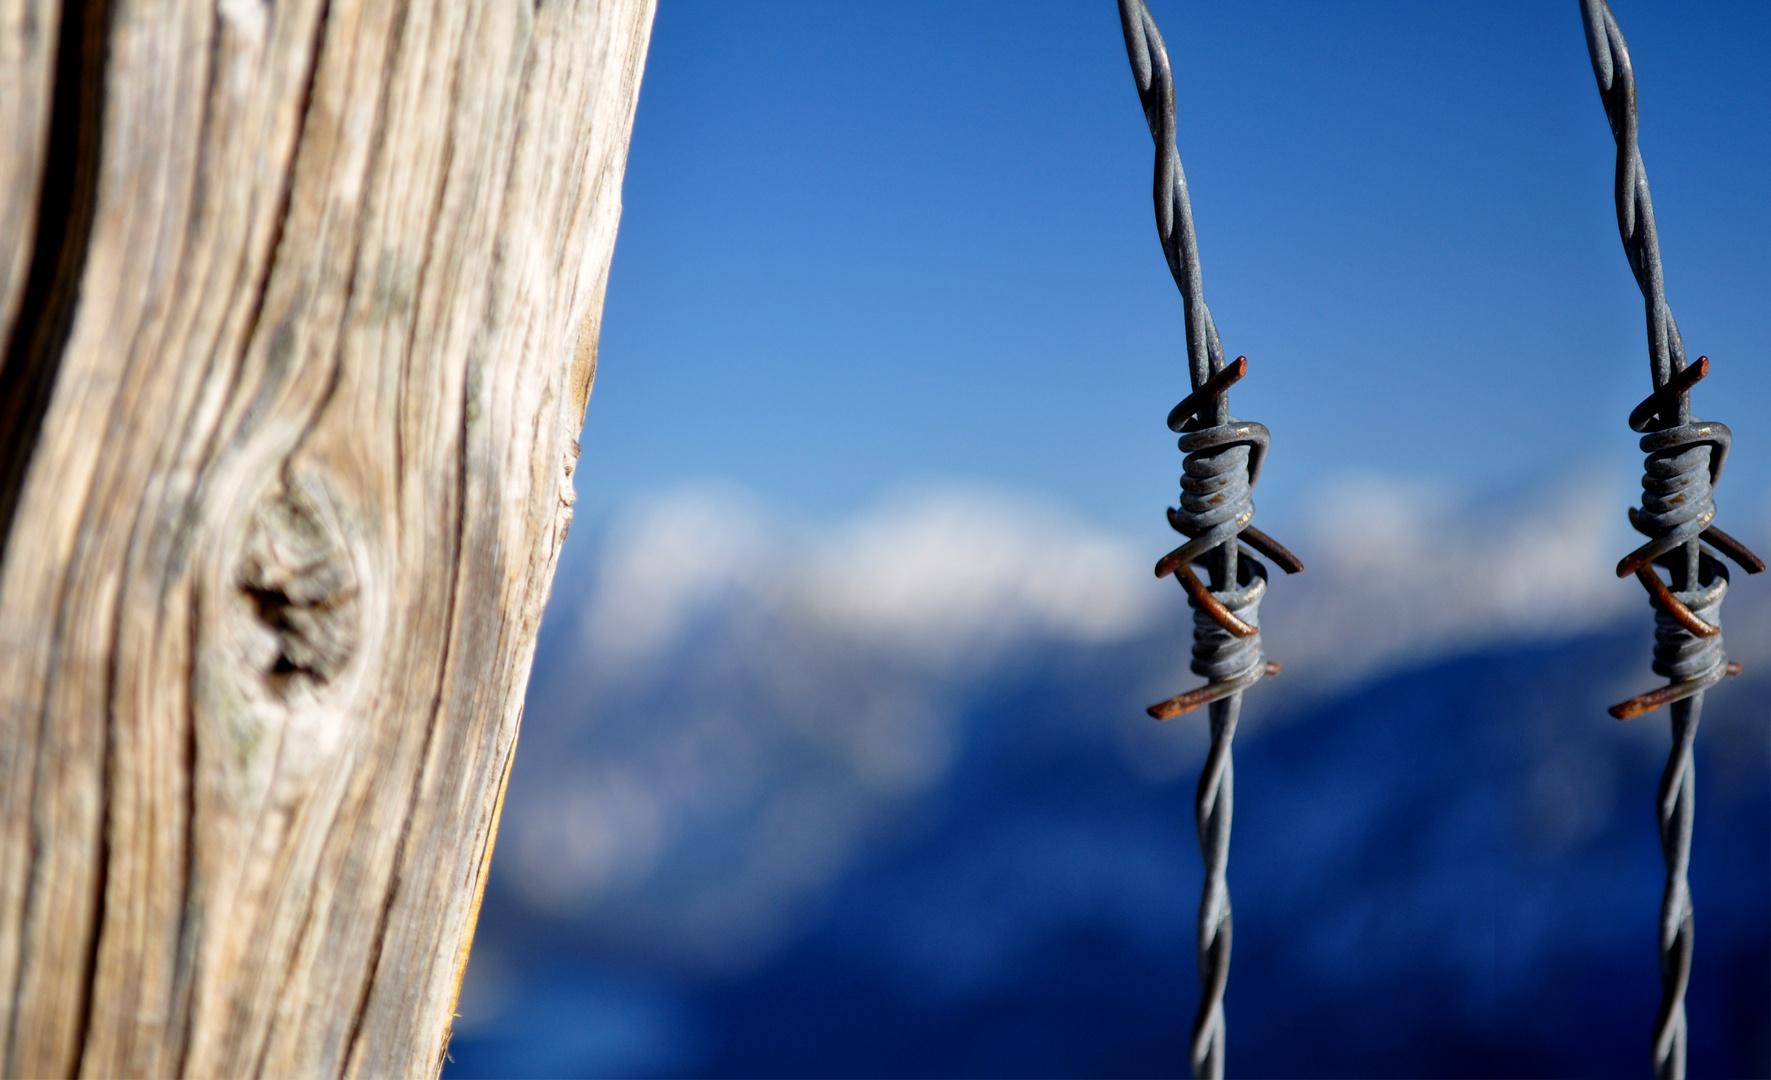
(1191, 554, 1265, 684)
(1118, 3, 1300, 1077)
(1634, 425, 1724, 568)
(1650, 558, 1727, 685)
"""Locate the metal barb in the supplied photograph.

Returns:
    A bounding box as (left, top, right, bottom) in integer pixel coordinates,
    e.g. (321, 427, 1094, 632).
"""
(1118, 2, 1300, 1075)
(1579, 4, 1762, 1077)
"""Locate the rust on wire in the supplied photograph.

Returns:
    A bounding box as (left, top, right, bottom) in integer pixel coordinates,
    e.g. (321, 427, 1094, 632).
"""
(1167, 355, 1248, 431)
(1240, 524, 1305, 575)
(1615, 504, 1715, 578)
(1622, 505, 1764, 577)
(1168, 508, 1307, 575)
(1605, 368, 1761, 654)
(1154, 505, 1253, 581)
(1175, 564, 1259, 639)
(1691, 522, 1766, 574)
(1622, 502, 1763, 573)
(1627, 354, 1709, 432)
(1610, 662, 1743, 722)
(1148, 662, 1283, 721)
(1635, 567, 1720, 639)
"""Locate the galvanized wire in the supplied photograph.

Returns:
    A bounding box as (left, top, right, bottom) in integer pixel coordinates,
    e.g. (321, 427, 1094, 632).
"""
(1118, 2, 1300, 1075)
(1579, 4, 1763, 1077)
(1117, 0, 1222, 396)
(1580, 0, 1687, 394)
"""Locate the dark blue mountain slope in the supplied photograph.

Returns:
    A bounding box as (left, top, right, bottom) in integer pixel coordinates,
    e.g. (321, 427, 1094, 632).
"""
(446, 628, 1768, 1079)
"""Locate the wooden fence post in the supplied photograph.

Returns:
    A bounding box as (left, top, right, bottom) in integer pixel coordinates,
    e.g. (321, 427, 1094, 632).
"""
(0, 0, 654, 1073)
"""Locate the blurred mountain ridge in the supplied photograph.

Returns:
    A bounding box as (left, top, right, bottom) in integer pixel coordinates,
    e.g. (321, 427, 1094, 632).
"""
(447, 481, 1768, 1078)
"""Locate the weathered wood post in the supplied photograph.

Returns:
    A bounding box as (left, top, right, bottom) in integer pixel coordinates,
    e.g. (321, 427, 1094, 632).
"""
(0, 0, 653, 1074)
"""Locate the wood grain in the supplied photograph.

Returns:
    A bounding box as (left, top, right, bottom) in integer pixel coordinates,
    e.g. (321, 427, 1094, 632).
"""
(0, 0, 654, 1074)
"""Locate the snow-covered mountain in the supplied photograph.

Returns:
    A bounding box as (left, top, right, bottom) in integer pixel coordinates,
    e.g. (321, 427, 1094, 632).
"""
(445, 482, 1769, 1078)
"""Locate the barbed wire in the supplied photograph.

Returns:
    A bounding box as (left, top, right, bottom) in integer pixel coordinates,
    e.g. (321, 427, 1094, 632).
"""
(1578, 4, 1764, 1078)
(1117, 2, 1301, 1076)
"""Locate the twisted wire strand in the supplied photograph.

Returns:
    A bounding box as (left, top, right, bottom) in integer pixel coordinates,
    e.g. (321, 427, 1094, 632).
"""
(1184, 556, 1265, 1078)
(1579, 0, 1686, 394)
(1579, 5, 1762, 1076)
(1118, 3, 1300, 1075)
(1117, 0, 1224, 396)
(1654, 696, 1699, 1080)
(1192, 694, 1237, 1080)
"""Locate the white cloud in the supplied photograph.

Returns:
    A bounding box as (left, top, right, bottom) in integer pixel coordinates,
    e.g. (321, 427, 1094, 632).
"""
(1266, 469, 1637, 688)
(799, 488, 1158, 659)
(578, 484, 786, 673)
(579, 483, 1159, 674)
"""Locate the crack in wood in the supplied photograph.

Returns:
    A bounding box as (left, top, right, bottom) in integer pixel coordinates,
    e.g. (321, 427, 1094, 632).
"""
(0, 0, 112, 563)
(0, 0, 114, 1074)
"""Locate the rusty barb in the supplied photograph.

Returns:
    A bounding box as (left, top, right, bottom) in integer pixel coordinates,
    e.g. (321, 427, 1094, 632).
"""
(1608, 354, 1756, 718)
(1133, 292, 1304, 725)
(1609, 356, 1764, 669)
(1600, 350, 1762, 722)
(1147, 352, 1301, 712)
(1143, 347, 1304, 725)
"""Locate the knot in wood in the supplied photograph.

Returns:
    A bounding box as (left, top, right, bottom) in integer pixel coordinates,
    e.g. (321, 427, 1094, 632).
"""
(237, 483, 359, 695)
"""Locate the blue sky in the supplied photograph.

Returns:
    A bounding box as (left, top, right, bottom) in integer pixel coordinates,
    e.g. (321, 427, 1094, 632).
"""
(583, 0, 1771, 549)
